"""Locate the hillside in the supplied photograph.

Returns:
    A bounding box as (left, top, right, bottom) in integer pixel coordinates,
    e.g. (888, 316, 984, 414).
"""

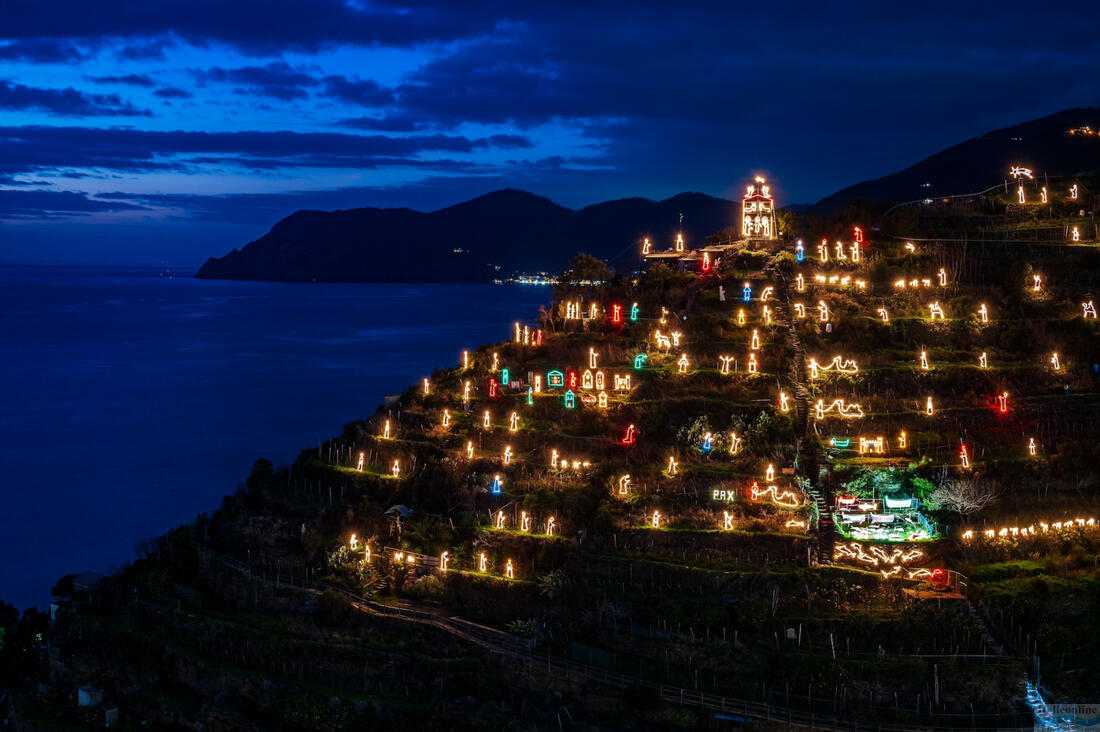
(11, 175, 1100, 727)
(195, 189, 735, 282)
(810, 108, 1100, 215)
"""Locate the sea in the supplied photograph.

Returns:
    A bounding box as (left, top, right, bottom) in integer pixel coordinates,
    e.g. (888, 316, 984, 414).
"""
(0, 264, 549, 611)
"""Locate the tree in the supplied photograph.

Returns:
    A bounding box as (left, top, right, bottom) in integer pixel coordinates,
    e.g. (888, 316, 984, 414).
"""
(559, 253, 612, 285)
(246, 458, 275, 493)
(927, 475, 998, 516)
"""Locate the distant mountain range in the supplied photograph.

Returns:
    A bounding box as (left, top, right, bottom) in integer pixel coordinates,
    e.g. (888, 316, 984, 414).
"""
(196, 189, 734, 282)
(197, 108, 1100, 283)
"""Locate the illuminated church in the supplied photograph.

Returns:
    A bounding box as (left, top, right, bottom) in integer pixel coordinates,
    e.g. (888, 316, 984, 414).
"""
(642, 175, 781, 271)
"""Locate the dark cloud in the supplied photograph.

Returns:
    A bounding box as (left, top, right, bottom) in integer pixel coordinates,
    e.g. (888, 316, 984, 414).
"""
(320, 75, 394, 107)
(154, 87, 193, 99)
(194, 61, 317, 101)
(0, 38, 85, 62)
(0, 125, 532, 179)
(336, 115, 427, 132)
(0, 188, 148, 219)
(115, 38, 172, 60)
(0, 81, 150, 117)
(489, 134, 533, 149)
(86, 73, 156, 87)
(0, 0, 508, 53)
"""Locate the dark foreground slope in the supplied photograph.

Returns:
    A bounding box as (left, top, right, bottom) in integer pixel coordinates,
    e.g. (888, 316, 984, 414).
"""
(196, 189, 735, 283)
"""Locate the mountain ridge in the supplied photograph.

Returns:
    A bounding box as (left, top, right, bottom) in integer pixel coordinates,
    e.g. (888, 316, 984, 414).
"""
(197, 108, 1100, 282)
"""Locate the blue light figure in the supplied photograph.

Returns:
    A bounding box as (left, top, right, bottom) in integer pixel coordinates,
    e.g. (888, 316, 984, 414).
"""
(526, 386, 533, 406)
(795, 240, 804, 262)
(702, 434, 713, 453)
(490, 475, 503, 494)
(633, 354, 648, 370)
(564, 390, 575, 409)
(742, 284, 752, 302)
(501, 368, 510, 386)
(629, 303, 639, 322)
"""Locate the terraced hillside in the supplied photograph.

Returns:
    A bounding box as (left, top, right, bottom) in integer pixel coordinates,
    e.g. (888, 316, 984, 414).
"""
(9, 173, 1100, 730)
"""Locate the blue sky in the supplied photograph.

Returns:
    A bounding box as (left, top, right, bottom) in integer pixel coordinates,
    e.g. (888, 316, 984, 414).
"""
(1, 1, 1097, 265)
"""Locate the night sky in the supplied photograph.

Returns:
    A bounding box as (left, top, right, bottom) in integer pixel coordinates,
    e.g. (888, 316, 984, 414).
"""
(1, 1, 1097, 265)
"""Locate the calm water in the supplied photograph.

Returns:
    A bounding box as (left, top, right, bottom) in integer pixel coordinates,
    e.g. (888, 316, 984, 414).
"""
(0, 265, 548, 610)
